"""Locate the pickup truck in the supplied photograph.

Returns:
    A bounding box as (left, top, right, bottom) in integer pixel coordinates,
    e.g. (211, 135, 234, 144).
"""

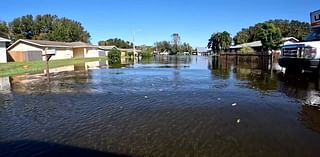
(279, 10, 320, 73)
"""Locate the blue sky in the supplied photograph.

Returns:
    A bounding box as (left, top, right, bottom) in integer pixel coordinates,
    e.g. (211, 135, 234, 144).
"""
(1, 0, 318, 47)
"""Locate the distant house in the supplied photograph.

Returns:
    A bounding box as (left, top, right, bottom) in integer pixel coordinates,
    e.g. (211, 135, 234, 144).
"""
(99, 46, 142, 57)
(7, 39, 106, 62)
(195, 47, 211, 56)
(0, 37, 11, 63)
(229, 37, 299, 53)
(99, 45, 117, 56)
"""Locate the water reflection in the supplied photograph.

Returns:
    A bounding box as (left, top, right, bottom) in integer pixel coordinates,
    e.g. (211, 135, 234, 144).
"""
(1, 56, 320, 156)
(209, 56, 278, 91)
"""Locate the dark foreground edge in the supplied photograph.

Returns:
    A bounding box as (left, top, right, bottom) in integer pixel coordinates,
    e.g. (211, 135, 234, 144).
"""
(0, 140, 132, 157)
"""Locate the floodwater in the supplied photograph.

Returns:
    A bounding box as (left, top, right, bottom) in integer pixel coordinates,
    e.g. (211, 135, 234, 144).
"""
(0, 56, 320, 157)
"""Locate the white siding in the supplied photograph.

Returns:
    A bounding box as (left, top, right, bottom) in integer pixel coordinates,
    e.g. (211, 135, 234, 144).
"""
(0, 42, 7, 63)
(85, 48, 105, 58)
(49, 48, 73, 60)
(85, 48, 99, 58)
(9, 42, 43, 52)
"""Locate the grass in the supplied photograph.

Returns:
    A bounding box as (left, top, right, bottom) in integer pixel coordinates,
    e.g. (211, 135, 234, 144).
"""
(0, 57, 108, 77)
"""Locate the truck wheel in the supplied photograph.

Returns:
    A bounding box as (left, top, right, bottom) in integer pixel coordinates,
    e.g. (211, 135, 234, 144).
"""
(312, 68, 320, 76)
(285, 68, 301, 74)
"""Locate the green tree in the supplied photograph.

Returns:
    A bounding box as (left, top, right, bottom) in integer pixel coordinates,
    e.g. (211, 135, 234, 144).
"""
(8, 14, 90, 42)
(267, 19, 310, 41)
(141, 47, 153, 58)
(108, 48, 121, 64)
(32, 14, 58, 40)
(180, 42, 193, 52)
(208, 31, 232, 54)
(98, 38, 133, 49)
(257, 23, 282, 52)
(154, 41, 171, 52)
(171, 33, 181, 54)
(234, 29, 249, 45)
(49, 18, 90, 42)
(9, 15, 34, 41)
(233, 19, 310, 44)
(0, 21, 9, 38)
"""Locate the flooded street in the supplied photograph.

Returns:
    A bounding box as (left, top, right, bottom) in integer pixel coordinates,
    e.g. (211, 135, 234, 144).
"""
(1, 56, 320, 157)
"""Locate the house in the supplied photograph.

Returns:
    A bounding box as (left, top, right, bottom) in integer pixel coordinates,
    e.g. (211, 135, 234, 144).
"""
(195, 47, 211, 56)
(7, 39, 106, 62)
(99, 45, 117, 56)
(0, 37, 11, 63)
(99, 46, 142, 57)
(229, 37, 299, 53)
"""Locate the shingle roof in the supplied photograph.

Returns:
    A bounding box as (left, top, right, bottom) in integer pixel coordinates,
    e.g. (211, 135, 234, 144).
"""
(99, 45, 118, 50)
(230, 41, 262, 49)
(230, 37, 299, 49)
(7, 39, 98, 50)
(0, 37, 11, 42)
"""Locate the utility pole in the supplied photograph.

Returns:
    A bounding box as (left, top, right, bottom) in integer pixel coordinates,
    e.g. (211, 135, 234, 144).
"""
(133, 29, 142, 62)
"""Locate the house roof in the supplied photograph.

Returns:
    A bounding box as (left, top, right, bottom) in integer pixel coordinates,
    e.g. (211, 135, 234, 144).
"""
(0, 37, 11, 42)
(99, 45, 118, 50)
(230, 37, 300, 49)
(196, 47, 209, 52)
(230, 41, 262, 49)
(7, 39, 98, 50)
(282, 37, 299, 42)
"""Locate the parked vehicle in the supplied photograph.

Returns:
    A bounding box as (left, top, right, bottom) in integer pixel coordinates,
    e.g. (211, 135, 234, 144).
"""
(279, 10, 320, 73)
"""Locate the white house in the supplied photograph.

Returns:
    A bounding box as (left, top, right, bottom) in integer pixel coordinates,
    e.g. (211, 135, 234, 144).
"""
(229, 37, 299, 53)
(0, 37, 11, 63)
(7, 39, 106, 62)
(99, 45, 117, 57)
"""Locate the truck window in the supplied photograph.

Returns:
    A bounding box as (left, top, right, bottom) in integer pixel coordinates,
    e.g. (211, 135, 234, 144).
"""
(304, 29, 320, 41)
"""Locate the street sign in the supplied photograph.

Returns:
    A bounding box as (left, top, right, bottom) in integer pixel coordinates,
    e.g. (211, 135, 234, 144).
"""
(311, 10, 320, 28)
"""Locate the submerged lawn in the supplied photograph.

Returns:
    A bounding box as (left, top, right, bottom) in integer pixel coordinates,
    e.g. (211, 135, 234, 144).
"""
(0, 57, 107, 77)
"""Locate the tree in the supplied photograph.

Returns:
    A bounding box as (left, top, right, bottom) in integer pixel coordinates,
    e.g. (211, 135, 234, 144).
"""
(180, 42, 193, 52)
(32, 14, 58, 40)
(8, 14, 90, 42)
(98, 38, 133, 49)
(233, 19, 310, 44)
(257, 23, 282, 52)
(171, 33, 181, 54)
(49, 18, 90, 43)
(141, 47, 153, 58)
(234, 29, 249, 45)
(267, 19, 310, 41)
(208, 31, 232, 54)
(9, 15, 34, 41)
(0, 21, 9, 38)
(154, 41, 171, 52)
(108, 48, 121, 64)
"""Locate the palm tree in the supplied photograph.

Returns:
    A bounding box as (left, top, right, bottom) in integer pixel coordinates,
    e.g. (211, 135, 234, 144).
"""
(208, 31, 232, 54)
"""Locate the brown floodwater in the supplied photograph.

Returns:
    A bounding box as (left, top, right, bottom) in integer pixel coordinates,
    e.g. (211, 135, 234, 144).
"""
(0, 56, 320, 157)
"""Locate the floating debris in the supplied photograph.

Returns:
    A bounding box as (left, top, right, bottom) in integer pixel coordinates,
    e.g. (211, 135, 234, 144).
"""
(232, 103, 237, 107)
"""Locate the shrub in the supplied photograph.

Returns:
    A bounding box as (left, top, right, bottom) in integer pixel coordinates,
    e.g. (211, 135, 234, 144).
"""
(240, 45, 255, 54)
(141, 47, 153, 58)
(108, 48, 121, 64)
